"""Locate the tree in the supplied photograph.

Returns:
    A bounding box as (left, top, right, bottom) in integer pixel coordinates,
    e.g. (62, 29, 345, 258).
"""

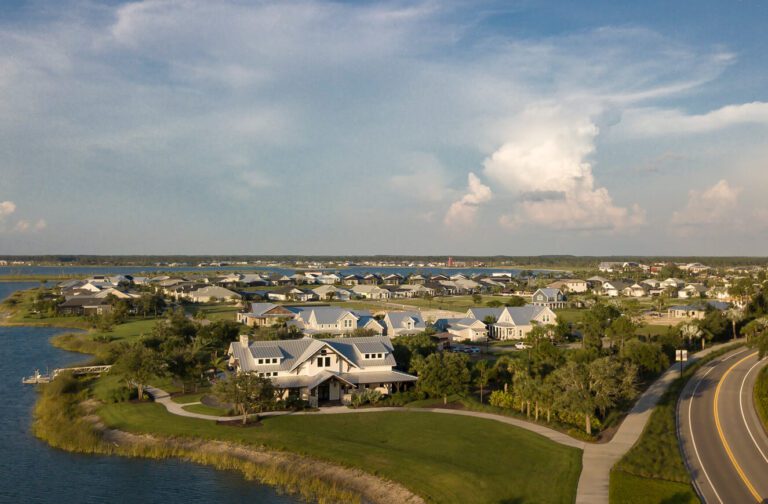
(392, 332, 437, 372)
(606, 316, 636, 352)
(473, 360, 494, 403)
(213, 373, 275, 424)
(726, 308, 745, 340)
(472, 293, 482, 305)
(743, 318, 768, 359)
(115, 343, 166, 400)
(620, 339, 669, 377)
(417, 352, 471, 404)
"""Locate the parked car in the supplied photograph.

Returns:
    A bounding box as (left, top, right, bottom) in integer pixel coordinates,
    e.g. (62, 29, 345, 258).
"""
(468, 347, 481, 354)
(514, 341, 531, 350)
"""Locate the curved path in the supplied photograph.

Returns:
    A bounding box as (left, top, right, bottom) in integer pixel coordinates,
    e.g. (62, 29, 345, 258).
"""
(678, 348, 768, 503)
(575, 340, 744, 504)
(145, 385, 584, 449)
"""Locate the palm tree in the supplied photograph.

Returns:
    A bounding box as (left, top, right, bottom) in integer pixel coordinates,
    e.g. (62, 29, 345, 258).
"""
(726, 308, 745, 340)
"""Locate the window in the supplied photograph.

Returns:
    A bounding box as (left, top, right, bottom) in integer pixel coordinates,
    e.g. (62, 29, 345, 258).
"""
(317, 356, 331, 367)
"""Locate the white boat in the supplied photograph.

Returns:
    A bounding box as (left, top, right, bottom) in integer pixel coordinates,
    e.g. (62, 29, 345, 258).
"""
(22, 369, 51, 384)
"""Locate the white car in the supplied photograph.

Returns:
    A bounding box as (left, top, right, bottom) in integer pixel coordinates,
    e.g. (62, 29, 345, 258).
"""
(514, 341, 531, 350)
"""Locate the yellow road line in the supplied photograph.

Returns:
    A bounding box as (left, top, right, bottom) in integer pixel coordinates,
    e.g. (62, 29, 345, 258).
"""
(714, 351, 762, 502)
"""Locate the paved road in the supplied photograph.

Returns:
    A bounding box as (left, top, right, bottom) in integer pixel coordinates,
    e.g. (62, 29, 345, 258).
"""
(678, 348, 768, 503)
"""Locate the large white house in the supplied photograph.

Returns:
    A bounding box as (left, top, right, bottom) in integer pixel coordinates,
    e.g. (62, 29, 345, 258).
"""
(531, 288, 566, 309)
(287, 307, 384, 336)
(228, 335, 417, 406)
(382, 311, 426, 337)
(465, 305, 557, 340)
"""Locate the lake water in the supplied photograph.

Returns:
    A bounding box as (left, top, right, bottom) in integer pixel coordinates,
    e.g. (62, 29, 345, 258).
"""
(0, 264, 553, 278)
(0, 282, 296, 504)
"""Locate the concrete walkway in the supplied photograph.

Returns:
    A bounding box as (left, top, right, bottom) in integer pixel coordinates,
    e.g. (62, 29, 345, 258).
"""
(574, 339, 744, 504)
(146, 385, 584, 448)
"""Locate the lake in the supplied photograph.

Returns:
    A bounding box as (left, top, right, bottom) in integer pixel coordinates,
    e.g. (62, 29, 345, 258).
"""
(0, 282, 297, 504)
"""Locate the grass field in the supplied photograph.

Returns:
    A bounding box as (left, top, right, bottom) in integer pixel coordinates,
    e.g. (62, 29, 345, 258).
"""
(609, 471, 697, 504)
(181, 403, 232, 416)
(99, 402, 582, 503)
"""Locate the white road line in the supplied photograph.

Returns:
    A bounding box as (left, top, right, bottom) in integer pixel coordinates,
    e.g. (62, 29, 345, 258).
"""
(724, 348, 749, 361)
(689, 365, 724, 504)
(739, 358, 768, 465)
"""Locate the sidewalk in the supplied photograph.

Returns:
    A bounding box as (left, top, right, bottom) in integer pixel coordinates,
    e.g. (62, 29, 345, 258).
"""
(574, 338, 744, 504)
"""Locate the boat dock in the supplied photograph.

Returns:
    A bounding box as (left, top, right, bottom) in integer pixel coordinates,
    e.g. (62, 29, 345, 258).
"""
(22, 365, 112, 384)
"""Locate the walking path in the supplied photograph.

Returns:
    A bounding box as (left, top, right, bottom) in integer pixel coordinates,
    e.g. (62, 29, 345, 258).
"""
(145, 385, 584, 449)
(147, 339, 745, 504)
(574, 339, 744, 504)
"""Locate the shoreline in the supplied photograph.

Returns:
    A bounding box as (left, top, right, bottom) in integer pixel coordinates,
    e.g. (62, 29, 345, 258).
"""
(13, 314, 424, 504)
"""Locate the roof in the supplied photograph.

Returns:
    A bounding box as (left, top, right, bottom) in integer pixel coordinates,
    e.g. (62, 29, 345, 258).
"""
(59, 297, 109, 307)
(233, 335, 398, 373)
(385, 311, 425, 328)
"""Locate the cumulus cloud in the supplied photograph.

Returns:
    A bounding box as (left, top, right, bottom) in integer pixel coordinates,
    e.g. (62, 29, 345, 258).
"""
(444, 173, 492, 226)
(671, 179, 741, 227)
(0, 201, 46, 233)
(480, 105, 645, 231)
(0, 200, 15, 220)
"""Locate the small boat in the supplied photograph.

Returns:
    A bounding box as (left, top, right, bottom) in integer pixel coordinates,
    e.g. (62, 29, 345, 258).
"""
(22, 369, 51, 384)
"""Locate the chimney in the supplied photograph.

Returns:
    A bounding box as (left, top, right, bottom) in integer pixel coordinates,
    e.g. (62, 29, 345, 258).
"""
(239, 334, 249, 347)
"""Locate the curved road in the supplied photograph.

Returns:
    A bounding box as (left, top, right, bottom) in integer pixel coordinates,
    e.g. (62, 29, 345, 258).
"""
(678, 348, 768, 503)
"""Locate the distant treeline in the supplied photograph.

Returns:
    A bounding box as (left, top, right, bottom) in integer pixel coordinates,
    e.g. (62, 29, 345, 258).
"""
(1, 254, 768, 268)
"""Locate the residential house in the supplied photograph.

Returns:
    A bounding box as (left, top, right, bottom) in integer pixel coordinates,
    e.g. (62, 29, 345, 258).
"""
(58, 297, 113, 316)
(623, 283, 650, 298)
(678, 283, 707, 299)
(342, 274, 362, 286)
(237, 303, 297, 327)
(312, 285, 352, 301)
(548, 279, 588, 293)
(228, 335, 417, 406)
(382, 311, 426, 337)
(382, 273, 404, 285)
(316, 273, 341, 285)
(350, 284, 390, 300)
(267, 287, 318, 302)
(531, 288, 566, 309)
(602, 280, 631, 297)
(466, 305, 557, 340)
(433, 317, 489, 342)
(287, 307, 384, 336)
(186, 286, 242, 303)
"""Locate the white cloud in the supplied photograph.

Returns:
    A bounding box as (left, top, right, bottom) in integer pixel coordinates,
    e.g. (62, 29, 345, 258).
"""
(483, 105, 645, 231)
(0, 200, 16, 220)
(444, 173, 492, 226)
(390, 153, 454, 203)
(241, 170, 276, 189)
(618, 102, 768, 137)
(671, 179, 741, 227)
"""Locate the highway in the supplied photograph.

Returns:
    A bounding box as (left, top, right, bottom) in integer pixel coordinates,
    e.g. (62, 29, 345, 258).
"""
(678, 348, 768, 503)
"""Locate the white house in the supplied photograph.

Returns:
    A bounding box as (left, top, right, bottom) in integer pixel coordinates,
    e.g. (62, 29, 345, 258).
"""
(433, 317, 489, 342)
(237, 303, 297, 327)
(531, 288, 566, 309)
(311, 285, 352, 301)
(678, 283, 707, 299)
(350, 284, 391, 300)
(287, 307, 384, 336)
(465, 305, 557, 340)
(382, 311, 426, 337)
(228, 335, 417, 407)
(548, 279, 588, 293)
(602, 281, 630, 297)
(185, 286, 242, 303)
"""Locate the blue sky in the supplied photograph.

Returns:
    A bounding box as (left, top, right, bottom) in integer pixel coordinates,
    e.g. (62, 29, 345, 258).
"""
(1, 0, 767, 255)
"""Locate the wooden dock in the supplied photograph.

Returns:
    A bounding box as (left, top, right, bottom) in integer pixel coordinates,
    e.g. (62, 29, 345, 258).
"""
(22, 364, 112, 384)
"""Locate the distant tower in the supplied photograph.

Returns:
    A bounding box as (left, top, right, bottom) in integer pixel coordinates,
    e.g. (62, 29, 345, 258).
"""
(447, 256, 453, 267)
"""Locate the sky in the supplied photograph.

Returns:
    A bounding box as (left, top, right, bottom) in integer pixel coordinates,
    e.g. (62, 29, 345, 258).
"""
(1, 0, 768, 256)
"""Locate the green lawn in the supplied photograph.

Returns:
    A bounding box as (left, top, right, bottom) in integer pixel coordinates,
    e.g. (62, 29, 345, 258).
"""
(187, 304, 239, 321)
(99, 402, 582, 504)
(755, 366, 768, 431)
(182, 403, 232, 416)
(170, 391, 210, 404)
(610, 471, 698, 504)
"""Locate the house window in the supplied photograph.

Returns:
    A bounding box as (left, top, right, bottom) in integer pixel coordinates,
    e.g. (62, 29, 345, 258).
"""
(317, 356, 331, 367)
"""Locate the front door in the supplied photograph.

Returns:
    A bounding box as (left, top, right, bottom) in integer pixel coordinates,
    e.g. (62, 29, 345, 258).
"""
(318, 384, 330, 402)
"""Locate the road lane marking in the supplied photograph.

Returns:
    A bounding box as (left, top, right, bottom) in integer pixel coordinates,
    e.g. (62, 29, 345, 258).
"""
(739, 358, 768, 465)
(714, 352, 762, 502)
(688, 365, 723, 504)
(724, 348, 749, 361)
